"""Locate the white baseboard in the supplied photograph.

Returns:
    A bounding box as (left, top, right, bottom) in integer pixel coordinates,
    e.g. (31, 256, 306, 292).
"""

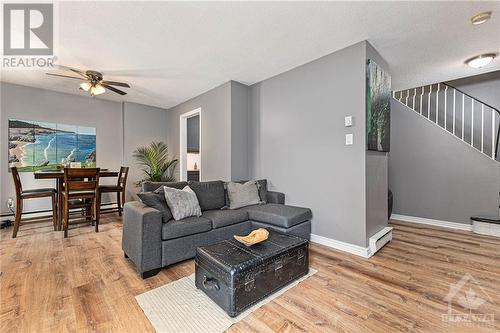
(310, 234, 371, 258)
(391, 214, 473, 231)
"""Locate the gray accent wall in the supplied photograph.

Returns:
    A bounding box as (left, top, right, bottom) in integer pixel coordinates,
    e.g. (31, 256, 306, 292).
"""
(248, 41, 371, 247)
(123, 102, 169, 201)
(389, 99, 500, 224)
(166, 80, 250, 182)
(0, 82, 169, 214)
(230, 81, 249, 181)
(166, 82, 232, 181)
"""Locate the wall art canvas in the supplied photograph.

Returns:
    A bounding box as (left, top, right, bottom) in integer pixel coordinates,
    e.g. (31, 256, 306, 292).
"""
(366, 59, 391, 152)
(8, 119, 96, 172)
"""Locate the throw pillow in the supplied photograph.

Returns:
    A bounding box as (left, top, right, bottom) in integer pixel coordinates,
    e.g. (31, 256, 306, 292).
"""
(256, 179, 268, 204)
(226, 181, 261, 210)
(163, 186, 202, 220)
(137, 192, 173, 222)
(188, 181, 226, 210)
(224, 179, 268, 207)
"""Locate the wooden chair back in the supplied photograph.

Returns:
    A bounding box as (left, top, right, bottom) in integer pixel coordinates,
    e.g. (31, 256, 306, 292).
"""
(63, 168, 100, 193)
(117, 166, 129, 189)
(10, 167, 22, 198)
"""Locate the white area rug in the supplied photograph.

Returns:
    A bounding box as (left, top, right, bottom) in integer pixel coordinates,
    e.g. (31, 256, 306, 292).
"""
(136, 269, 317, 333)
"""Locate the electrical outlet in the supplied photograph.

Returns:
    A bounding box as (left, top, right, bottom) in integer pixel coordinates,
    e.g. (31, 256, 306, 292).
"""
(7, 198, 14, 209)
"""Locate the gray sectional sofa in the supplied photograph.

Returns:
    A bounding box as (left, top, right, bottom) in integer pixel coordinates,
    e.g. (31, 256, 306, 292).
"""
(122, 180, 312, 278)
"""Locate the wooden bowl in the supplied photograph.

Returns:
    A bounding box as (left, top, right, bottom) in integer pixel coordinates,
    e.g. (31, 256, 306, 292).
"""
(234, 228, 269, 246)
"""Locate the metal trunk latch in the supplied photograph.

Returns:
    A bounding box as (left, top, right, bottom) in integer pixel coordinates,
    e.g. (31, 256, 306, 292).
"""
(274, 258, 283, 277)
(297, 249, 305, 265)
(244, 272, 255, 292)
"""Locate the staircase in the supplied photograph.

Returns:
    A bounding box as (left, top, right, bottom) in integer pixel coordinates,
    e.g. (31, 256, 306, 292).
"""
(394, 83, 500, 161)
(394, 83, 500, 236)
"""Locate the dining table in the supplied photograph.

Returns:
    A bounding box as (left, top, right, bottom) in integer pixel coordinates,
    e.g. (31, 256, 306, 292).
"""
(34, 169, 119, 229)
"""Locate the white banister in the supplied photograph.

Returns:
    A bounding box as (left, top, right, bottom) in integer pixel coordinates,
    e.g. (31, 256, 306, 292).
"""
(481, 104, 484, 153)
(413, 88, 416, 110)
(471, 99, 474, 147)
(428, 85, 432, 118)
(492, 109, 496, 159)
(453, 88, 456, 134)
(436, 84, 440, 124)
(444, 86, 448, 130)
(420, 87, 424, 115)
(462, 94, 465, 140)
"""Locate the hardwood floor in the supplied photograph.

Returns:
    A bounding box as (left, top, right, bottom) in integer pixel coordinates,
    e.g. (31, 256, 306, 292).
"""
(1, 216, 499, 332)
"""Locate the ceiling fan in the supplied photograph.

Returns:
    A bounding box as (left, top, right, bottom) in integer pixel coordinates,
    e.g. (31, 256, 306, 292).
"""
(46, 67, 130, 96)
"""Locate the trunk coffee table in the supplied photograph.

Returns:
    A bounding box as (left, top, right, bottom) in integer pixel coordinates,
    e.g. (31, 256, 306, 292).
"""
(195, 230, 309, 317)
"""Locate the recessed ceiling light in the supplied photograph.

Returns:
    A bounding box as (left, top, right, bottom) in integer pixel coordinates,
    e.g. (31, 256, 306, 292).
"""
(465, 53, 497, 68)
(470, 11, 492, 25)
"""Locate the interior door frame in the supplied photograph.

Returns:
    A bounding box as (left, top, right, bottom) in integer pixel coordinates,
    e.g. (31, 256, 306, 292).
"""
(179, 108, 201, 181)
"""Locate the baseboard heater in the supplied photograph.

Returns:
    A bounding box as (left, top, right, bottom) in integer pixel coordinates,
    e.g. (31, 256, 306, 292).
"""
(369, 226, 393, 256)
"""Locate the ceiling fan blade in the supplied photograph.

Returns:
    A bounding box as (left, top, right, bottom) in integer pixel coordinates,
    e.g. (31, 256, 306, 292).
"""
(101, 80, 130, 88)
(46, 73, 85, 80)
(101, 84, 127, 95)
(69, 68, 90, 79)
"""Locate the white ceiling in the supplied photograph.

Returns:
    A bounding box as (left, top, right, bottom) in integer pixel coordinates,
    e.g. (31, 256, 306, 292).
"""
(1, 1, 499, 109)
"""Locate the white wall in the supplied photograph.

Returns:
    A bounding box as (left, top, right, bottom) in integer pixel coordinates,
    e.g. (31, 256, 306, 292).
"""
(0, 83, 169, 214)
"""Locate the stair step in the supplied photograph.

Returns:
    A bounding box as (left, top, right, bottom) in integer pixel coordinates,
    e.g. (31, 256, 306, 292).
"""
(470, 217, 500, 225)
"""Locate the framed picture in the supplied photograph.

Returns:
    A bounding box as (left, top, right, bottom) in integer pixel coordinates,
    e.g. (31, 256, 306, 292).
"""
(366, 59, 391, 152)
(8, 119, 96, 172)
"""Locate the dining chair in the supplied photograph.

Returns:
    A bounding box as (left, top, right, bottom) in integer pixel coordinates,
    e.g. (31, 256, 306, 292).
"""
(62, 168, 100, 238)
(10, 167, 57, 238)
(97, 166, 129, 218)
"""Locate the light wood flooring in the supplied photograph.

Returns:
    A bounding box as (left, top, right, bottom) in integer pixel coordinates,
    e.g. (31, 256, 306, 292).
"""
(1, 215, 499, 332)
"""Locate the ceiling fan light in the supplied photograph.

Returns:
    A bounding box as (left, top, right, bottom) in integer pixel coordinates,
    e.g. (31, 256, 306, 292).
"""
(465, 53, 497, 68)
(80, 82, 92, 91)
(91, 84, 106, 96)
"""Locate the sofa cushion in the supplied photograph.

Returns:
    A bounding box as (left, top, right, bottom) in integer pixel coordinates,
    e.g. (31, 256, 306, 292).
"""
(188, 181, 226, 211)
(162, 216, 212, 240)
(202, 209, 249, 229)
(142, 181, 188, 193)
(242, 203, 312, 228)
(137, 192, 173, 222)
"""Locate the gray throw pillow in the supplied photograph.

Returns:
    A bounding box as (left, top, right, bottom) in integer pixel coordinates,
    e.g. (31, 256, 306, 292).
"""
(137, 192, 173, 222)
(224, 179, 267, 207)
(226, 181, 261, 210)
(163, 186, 202, 220)
(188, 181, 226, 210)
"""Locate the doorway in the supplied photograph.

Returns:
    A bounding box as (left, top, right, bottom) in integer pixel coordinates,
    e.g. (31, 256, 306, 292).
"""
(179, 108, 201, 181)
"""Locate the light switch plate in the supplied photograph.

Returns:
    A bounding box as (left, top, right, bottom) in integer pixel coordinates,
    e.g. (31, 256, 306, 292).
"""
(344, 116, 353, 127)
(345, 133, 353, 145)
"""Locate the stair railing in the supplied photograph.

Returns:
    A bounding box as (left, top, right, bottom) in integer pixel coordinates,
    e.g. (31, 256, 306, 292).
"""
(394, 83, 500, 160)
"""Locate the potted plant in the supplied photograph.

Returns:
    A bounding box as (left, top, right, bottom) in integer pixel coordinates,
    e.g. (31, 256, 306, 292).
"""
(133, 141, 178, 185)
